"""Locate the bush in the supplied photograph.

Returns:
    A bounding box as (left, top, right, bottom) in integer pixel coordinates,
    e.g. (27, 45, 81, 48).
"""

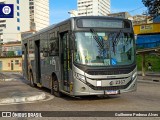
(136, 54, 160, 72)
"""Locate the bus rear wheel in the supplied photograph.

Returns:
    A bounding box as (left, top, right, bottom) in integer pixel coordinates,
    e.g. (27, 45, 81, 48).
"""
(30, 73, 36, 87)
(51, 76, 62, 97)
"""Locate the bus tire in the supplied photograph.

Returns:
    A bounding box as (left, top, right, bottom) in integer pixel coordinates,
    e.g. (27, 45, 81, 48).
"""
(51, 76, 62, 97)
(30, 73, 36, 87)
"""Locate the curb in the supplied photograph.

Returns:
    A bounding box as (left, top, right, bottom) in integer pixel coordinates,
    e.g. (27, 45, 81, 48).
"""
(0, 78, 18, 82)
(0, 92, 46, 104)
(138, 80, 160, 84)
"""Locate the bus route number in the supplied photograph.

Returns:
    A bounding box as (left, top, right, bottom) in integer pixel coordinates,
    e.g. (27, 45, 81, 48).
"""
(115, 80, 125, 85)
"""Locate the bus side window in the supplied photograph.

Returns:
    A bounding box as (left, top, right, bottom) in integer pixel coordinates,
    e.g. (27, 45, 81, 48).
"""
(49, 32, 59, 56)
(40, 33, 49, 57)
(43, 50, 48, 57)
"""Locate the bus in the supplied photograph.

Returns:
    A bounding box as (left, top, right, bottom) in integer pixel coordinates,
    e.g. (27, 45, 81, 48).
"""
(22, 16, 137, 97)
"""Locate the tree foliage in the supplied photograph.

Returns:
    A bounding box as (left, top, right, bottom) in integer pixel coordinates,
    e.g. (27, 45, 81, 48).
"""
(142, 0, 160, 19)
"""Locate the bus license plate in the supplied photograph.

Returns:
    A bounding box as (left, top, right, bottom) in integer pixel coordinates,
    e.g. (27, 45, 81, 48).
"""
(105, 90, 119, 95)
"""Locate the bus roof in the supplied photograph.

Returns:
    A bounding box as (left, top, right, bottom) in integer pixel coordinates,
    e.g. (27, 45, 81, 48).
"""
(22, 16, 130, 40)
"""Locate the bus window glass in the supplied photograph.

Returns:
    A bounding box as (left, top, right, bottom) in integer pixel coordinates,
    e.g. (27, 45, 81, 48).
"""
(29, 39, 33, 49)
(74, 32, 135, 66)
(49, 32, 59, 55)
(40, 33, 48, 56)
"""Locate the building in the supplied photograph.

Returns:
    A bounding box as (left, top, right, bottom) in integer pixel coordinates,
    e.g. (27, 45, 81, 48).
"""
(1, 41, 22, 57)
(132, 15, 148, 25)
(0, 41, 22, 72)
(0, 0, 30, 43)
(132, 15, 153, 25)
(0, 0, 50, 44)
(77, 0, 110, 16)
(0, 0, 50, 72)
(0, 56, 22, 71)
(108, 12, 132, 19)
(29, 0, 49, 31)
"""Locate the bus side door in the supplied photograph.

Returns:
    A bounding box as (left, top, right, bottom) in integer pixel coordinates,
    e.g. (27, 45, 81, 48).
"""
(61, 32, 71, 92)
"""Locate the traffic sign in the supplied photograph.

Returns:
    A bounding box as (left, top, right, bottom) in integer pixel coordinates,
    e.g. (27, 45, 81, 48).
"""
(0, 4, 14, 18)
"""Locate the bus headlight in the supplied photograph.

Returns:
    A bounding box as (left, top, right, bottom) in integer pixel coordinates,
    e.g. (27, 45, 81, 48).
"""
(132, 72, 137, 81)
(75, 72, 86, 83)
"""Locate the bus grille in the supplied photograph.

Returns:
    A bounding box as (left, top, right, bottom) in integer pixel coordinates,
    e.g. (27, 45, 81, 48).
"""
(86, 70, 130, 75)
(86, 80, 133, 91)
(86, 65, 136, 75)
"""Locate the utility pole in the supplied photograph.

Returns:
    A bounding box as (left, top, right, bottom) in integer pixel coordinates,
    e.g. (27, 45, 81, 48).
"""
(142, 11, 148, 24)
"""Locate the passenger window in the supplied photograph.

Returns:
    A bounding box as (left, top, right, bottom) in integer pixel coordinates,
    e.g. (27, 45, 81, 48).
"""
(49, 32, 59, 55)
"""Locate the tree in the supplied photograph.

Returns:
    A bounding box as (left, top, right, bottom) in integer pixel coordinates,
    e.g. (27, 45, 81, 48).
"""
(142, 0, 160, 19)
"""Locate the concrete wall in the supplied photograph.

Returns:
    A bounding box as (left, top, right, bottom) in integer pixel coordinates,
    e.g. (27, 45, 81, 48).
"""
(0, 57, 22, 72)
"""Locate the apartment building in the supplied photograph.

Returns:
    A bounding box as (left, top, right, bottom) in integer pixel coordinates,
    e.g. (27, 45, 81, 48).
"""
(0, 0, 50, 44)
(29, 0, 49, 31)
(0, 0, 30, 43)
(77, 0, 110, 16)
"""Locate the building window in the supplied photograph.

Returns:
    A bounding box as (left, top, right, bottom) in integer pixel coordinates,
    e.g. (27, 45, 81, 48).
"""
(17, 12, 20, 16)
(30, 2, 34, 5)
(0, 24, 6, 28)
(17, 0, 19, 4)
(17, 18, 20, 22)
(29, 6, 34, 9)
(15, 60, 19, 65)
(17, 26, 20, 31)
(17, 6, 19, 10)
(0, 20, 6, 23)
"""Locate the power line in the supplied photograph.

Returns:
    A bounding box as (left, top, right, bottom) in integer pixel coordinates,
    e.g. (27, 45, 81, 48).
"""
(128, 6, 146, 13)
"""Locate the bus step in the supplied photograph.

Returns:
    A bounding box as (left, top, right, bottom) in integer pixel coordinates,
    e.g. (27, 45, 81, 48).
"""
(37, 83, 42, 88)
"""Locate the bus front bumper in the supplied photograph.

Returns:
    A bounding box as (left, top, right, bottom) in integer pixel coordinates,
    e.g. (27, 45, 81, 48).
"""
(72, 76, 137, 96)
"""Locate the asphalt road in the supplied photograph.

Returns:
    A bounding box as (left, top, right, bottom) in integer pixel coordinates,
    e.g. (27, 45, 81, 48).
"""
(0, 73, 160, 120)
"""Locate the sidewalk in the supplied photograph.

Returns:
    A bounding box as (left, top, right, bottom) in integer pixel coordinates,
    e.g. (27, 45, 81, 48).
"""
(138, 71, 160, 83)
(0, 72, 47, 105)
(0, 72, 23, 81)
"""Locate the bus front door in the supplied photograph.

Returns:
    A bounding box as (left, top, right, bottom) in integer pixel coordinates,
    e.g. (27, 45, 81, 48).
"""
(24, 43, 29, 79)
(35, 40, 41, 85)
(61, 32, 70, 92)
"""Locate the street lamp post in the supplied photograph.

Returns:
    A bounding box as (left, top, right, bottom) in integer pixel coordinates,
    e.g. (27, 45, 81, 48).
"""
(68, 10, 77, 17)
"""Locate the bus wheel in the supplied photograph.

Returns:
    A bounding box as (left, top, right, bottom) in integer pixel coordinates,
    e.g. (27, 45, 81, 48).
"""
(51, 77, 62, 97)
(30, 73, 35, 87)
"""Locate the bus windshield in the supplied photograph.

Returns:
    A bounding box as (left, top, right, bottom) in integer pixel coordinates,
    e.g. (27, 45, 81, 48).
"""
(74, 31, 135, 66)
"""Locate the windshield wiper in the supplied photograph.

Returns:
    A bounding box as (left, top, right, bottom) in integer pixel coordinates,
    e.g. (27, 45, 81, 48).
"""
(113, 30, 122, 45)
(112, 30, 123, 54)
(90, 28, 104, 49)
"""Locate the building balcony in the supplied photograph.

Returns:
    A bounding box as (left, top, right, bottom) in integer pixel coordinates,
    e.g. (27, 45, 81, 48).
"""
(1, 51, 22, 57)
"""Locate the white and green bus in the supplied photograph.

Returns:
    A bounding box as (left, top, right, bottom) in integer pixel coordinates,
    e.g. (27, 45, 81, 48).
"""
(22, 16, 137, 97)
